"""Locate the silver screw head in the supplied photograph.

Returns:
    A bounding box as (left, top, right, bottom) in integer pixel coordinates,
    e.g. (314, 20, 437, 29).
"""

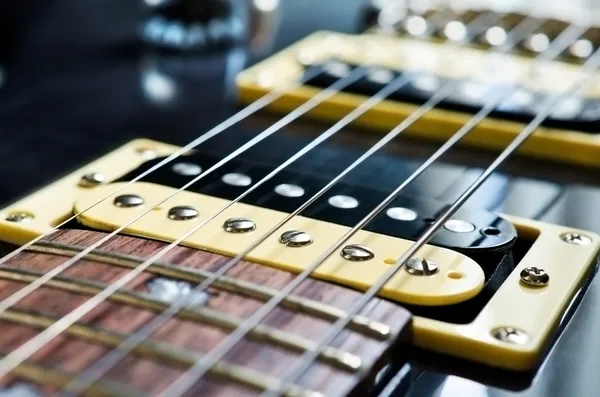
(401, 15, 428, 36)
(367, 67, 394, 84)
(222, 173, 252, 187)
(444, 219, 476, 233)
(560, 232, 592, 246)
(172, 162, 202, 176)
(323, 60, 350, 78)
(492, 327, 528, 344)
(167, 206, 199, 221)
(223, 218, 256, 233)
(279, 230, 313, 247)
(113, 194, 144, 208)
(524, 33, 550, 53)
(274, 183, 305, 198)
(78, 172, 105, 188)
(520, 266, 549, 287)
(386, 207, 418, 221)
(296, 48, 317, 67)
(341, 244, 374, 262)
(569, 39, 593, 59)
(136, 147, 157, 159)
(5, 212, 34, 223)
(328, 195, 359, 209)
(405, 257, 439, 276)
(442, 20, 467, 42)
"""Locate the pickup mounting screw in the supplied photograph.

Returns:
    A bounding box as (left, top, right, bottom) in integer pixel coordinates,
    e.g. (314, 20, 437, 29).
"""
(114, 194, 144, 208)
(560, 232, 592, 246)
(5, 212, 34, 223)
(168, 206, 199, 221)
(341, 244, 374, 261)
(78, 172, 105, 188)
(280, 231, 313, 247)
(405, 258, 438, 276)
(520, 267, 549, 287)
(136, 147, 157, 159)
(492, 327, 528, 344)
(223, 218, 256, 233)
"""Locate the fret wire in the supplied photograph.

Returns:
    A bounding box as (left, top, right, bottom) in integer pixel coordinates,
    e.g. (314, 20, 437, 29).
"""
(25, 241, 390, 339)
(0, 266, 361, 372)
(265, 36, 600, 397)
(57, 11, 505, 396)
(0, 309, 321, 397)
(1, 353, 141, 397)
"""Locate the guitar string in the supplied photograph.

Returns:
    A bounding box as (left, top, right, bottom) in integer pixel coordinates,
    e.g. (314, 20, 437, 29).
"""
(0, 0, 456, 316)
(0, 37, 371, 330)
(0, 6, 463, 380)
(0, 67, 321, 267)
(54, 10, 506, 395)
(57, 14, 557, 396)
(0, 1, 460, 275)
(263, 46, 600, 397)
(160, 22, 595, 397)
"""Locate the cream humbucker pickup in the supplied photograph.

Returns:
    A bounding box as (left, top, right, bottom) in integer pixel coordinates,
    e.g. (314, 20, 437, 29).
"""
(0, 139, 598, 372)
(235, 31, 600, 168)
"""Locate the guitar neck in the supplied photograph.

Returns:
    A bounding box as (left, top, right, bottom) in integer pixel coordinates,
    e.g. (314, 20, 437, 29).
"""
(0, 229, 411, 396)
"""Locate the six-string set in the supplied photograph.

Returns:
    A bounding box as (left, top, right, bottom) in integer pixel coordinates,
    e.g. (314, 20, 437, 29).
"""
(0, 2, 598, 396)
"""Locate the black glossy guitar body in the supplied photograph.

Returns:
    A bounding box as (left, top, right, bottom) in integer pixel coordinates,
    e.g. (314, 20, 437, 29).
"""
(0, 1, 599, 396)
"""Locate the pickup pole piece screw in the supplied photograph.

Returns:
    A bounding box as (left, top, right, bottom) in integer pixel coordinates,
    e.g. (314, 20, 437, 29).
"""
(78, 172, 105, 188)
(341, 244, 375, 261)
(280, 231, 313, 247)
(114, 194, 145, 208)
(168, 206, 199, 221)
(223, 218, 256, 233)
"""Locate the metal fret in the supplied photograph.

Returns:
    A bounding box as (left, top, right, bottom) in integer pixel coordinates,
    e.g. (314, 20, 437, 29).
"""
(3, 354, 141, 397)
(0, 308, 322, 397)
(24, 241, 390, 340)
(0, 266, 361, 372)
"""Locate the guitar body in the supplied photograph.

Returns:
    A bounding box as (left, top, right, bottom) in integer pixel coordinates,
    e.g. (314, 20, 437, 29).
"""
(0, 0, 599, 396)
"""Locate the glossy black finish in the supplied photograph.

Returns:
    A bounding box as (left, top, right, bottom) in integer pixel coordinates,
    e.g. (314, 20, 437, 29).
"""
(1, 1, 600, 396)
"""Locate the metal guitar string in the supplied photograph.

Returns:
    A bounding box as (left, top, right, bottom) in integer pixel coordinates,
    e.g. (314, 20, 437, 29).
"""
(0, 67, 321, 267)
(163, 23, 594, 397)
(0, 0, 442, 321)
(263, 45, 600, 397)
(0, 7, 468, 381)
(54, 11, 506, 394)
(64, 14, 546, 396)
(0, 69, 369, 377)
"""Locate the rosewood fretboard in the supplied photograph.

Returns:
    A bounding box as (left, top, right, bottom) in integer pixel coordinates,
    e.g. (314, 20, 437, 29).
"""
(0, 230, 411, 397)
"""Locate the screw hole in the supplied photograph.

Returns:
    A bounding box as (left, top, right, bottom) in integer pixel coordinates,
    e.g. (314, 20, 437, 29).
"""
(447, 271, 463, 279)
(384, 258, 396, 265)
(482, 226, 501, 236)
(135, 146, 157, 159)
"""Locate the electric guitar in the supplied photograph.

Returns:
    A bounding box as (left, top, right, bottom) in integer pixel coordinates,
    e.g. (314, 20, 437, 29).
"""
(0, 0, 599, 396)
